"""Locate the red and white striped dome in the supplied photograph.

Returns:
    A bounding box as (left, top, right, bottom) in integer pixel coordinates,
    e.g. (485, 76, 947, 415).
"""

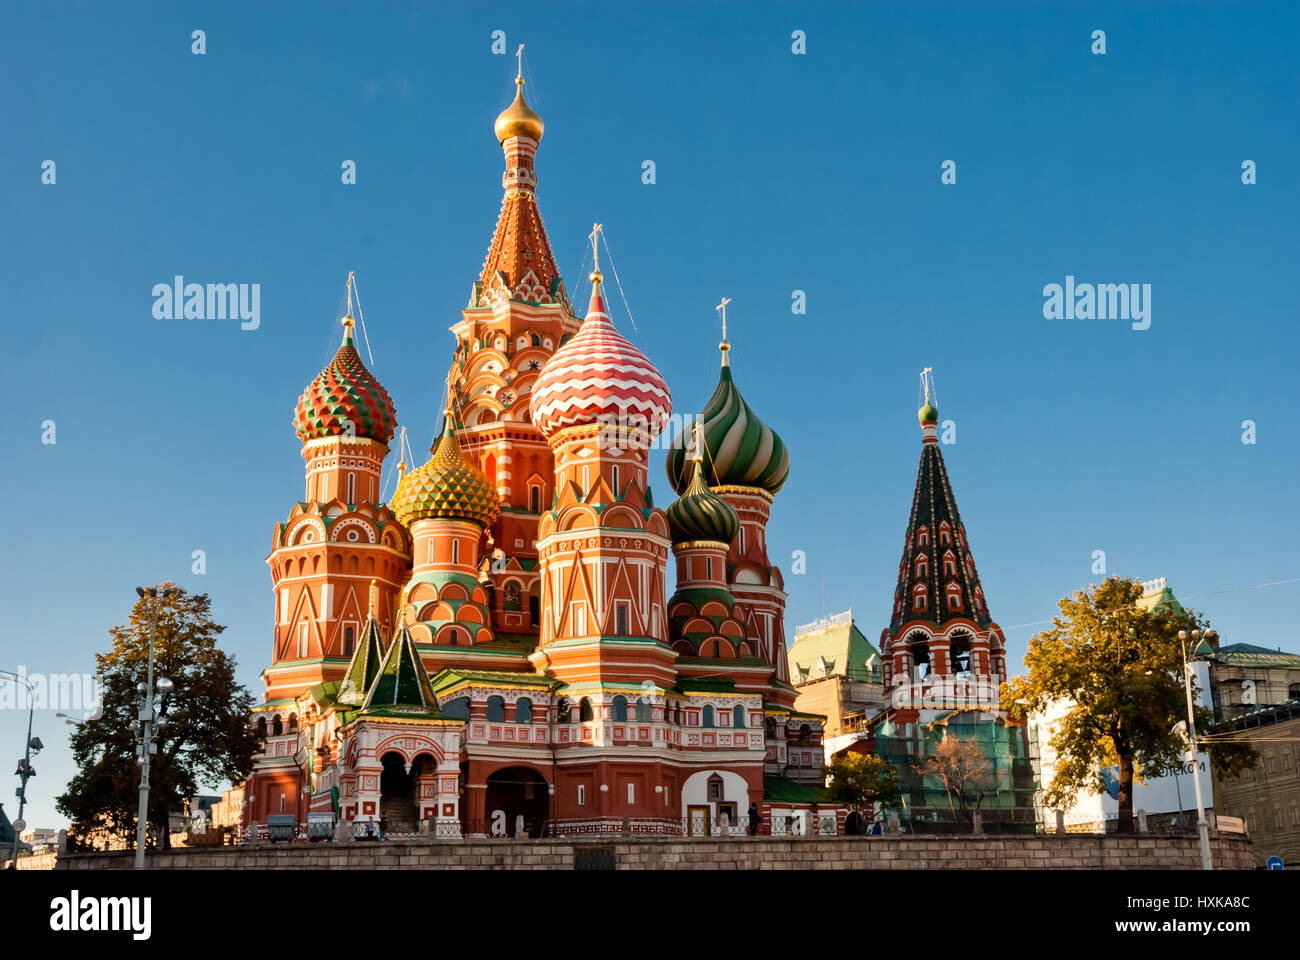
(530, 283, 672, 441)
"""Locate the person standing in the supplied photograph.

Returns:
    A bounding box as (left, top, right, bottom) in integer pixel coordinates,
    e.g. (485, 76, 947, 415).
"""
(747, 802, 760, 836)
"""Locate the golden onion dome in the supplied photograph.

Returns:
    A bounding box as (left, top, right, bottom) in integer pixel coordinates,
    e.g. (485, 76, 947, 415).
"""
(390, 415, 500, 529)
(494, 77, 544, 143)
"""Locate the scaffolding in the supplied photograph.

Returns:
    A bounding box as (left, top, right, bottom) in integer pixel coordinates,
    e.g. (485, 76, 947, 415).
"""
(875, 708, 1039, 833)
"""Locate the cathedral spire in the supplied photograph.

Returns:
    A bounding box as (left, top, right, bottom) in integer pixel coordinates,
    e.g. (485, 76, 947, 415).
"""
(889, 373, 991, 633)
(477, 60, 566, 310)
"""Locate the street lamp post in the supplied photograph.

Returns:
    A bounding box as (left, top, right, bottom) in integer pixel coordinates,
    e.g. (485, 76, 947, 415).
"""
(2, 669, 40, 870)
(1177, 627, 1217, 871)
(133, 586, 177, 870)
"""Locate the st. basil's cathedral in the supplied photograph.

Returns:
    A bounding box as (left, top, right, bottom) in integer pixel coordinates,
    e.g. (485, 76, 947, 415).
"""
(242, 70, 1024, 839)
(243, 70, 814, 838)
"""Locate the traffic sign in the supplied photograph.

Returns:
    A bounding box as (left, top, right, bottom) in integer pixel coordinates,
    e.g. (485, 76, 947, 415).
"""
(1266, 856, 1284, 870)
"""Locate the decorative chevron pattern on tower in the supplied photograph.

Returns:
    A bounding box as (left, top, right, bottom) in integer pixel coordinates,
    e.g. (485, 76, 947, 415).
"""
(294, 328, 397, 444)
(529, 287, 672, 440)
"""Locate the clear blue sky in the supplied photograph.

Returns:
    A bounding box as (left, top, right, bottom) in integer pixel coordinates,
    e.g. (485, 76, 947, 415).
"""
(3, 1, 1297, 830)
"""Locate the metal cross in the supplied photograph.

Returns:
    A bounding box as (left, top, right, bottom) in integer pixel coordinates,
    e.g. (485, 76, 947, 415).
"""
(589, 222, 603, 272)
(516, 44, 525, 80)
(716, 297, 731, 341)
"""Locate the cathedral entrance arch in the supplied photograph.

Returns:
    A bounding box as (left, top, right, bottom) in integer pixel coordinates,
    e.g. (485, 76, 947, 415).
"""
(484, 766, 550, 838)
(379, 752, 417, 832)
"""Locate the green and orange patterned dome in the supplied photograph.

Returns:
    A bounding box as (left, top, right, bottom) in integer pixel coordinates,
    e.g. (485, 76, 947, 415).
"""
(391, 410, 500, 529)
(294, 317, 397, 444)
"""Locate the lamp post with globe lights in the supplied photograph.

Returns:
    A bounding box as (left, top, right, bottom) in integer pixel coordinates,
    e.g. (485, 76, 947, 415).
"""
(1177, 627, 1217, 871)
(2, 669, 41, 870)
(133, 585, 178, 869)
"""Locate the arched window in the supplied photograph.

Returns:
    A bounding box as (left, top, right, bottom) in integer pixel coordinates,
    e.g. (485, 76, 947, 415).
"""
(764, 717, 776, 739)
(675, 705, 682, 725)
(452, 540, 460, 565)
(707, 774, 724, 802)
(1289, 682, 1300, 700)
(612, 696, 628, 722)
(635, 698, 651, 722)
(530, 484, 542, 513)
(441, 697, 470, 719)
(344, 625, 355, 656)
(272, 715, 283, 737)
(256, 717, 268, 739)
(733, 705, 746, 728)
(531, 333, 541, 347)
(516, 697, 533, 724)
(799, 724, 812, 747)
(486, 696, 505, 722)
(556, 697, 572, 724)
(288, 714, 298, 733)
(702, 705, 715, 728)
(579, 697, 594, 722)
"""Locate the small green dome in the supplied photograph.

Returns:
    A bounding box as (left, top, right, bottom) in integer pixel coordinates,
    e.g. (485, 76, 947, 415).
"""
(666, 459, 739, 545)
(918, 400, 938, 424)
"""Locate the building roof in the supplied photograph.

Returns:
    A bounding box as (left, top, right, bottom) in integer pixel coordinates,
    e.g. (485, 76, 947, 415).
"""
(430, 668, 560, 695)
(293, 319, 397, 444)
(788, 610, 881, 684)
(361, 623, 441, 715)
(887, 400, 993, 634)
(763, 777, 827, 803)
(337, 615, 387, 706)
(1213, 642, 1300, 669)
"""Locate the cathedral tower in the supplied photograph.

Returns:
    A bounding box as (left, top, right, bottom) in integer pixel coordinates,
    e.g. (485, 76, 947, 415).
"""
(264, 293, 410, 702)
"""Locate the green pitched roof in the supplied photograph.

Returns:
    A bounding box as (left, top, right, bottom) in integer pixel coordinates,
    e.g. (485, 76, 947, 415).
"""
(431, 668, 560, 695)
(362, 623, 440, 714)
(338, 616, 387, 706)
(1214, 642, 1300, 668)
(763, 777, 827, 803)
(788, 613, 881, 683)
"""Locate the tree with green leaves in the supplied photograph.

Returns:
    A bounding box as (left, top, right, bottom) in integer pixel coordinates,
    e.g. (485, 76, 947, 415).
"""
(57, 584, 262, 850)
(823, 752, 901, 814)
(1003, 577, 1257, 833)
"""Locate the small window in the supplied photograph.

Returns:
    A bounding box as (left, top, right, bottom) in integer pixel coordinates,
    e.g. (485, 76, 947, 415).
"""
(272, 715, 283, 737)
(705, 557, 713, 580)
(577, 785, 586, 805)
(611, 465, 620, 494)
(914, 595, 927, 611)
(529, 595, 540, 627)
(612, 696, 628, 722)
(627, 782, 635, 804)
(486, 696, 505, 722)
(702, 705, 715, 728)
(616, 603, 629, 636)
(556, 697, 571, 724)
(516, 697, 533, 724)
(572, 604, 587, 635)
(636, 698, 651, 722)
(799, 724, 812, 747)
(530, 485, 542, 513)
(298, 623, 309, 658)
(344, 625, 355, 656)
(940, 529, 950, 546)
(347, 472, 355, 504)
(916, 562, 927, 579)
(674, 706, 682, 725)
(733, 705, 746, 728)
(452, 540, 460, 565)
(580, 698, 594, 722)
(449, 629, 460, 646)
(707, 775, 724, 802)
(945, 560, 955, 577)
(712, 640, 721, 658)
(738, 527, 745, 553)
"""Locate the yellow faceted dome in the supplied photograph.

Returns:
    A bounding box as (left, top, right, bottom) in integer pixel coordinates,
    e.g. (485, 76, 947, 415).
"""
(494, 78, 544, 143)
(391, 419, 500, 528)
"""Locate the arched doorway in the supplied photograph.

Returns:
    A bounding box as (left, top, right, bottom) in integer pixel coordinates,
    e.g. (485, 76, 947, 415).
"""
(483, 766, 550, 838)
(379, 752, 417, 832)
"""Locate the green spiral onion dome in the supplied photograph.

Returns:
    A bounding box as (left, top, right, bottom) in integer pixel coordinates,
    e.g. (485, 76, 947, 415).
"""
(665, 457, 740, 545)
(390, 414, 500, 528)
(294, 320, 397, 443)
(665, 364, 789, 495)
